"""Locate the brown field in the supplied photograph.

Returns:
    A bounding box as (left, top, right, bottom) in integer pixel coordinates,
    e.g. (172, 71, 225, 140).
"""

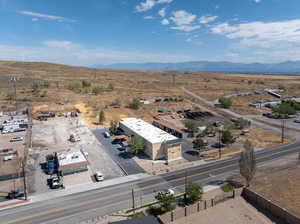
(250, 156, 300, 217)
(1, 60, 300, 126)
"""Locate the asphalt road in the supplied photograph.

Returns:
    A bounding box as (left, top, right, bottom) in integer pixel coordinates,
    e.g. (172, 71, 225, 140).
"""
(92, 128, 145, 175)
(0, 139, 299, 224)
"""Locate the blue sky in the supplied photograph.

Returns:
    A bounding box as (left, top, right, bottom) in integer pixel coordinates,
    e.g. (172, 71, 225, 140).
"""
(1, 0, 300, 66)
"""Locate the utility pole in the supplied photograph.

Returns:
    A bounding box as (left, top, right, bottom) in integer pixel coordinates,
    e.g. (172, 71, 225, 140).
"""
(172, 74, 176, 86)
(22, 160, 27, 200)
(10, 76, 20, 112)
(22, 105, 32, 201)
(184, 170, 188, 203)
(218, 129, 222, 159)
(281, 119, 285, 144)
(132, 188, 135, 213)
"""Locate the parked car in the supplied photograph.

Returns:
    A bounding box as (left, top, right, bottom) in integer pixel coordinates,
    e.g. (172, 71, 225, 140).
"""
(50, 177, 63, 189)
(240, 130, 250, 135)
(95, 172, 104, 181)
(159, 189, 175, 195)
(118, 146, 128, 152)
(103, 131, 110, 138)
(6, 190, 24, 199)
(69, 134, 81, 142)
(294, 119, 300, 123)
(211, 143, 225, 148)
(10, 136, 24, 142)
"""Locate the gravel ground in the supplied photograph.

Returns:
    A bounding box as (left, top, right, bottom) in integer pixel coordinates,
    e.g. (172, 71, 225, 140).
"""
(29, 116, 124, 194)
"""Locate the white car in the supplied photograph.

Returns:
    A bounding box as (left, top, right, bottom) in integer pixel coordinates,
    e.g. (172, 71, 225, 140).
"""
(159, 189, 175, 195)
(103, 131, 110, 138)
(95, 172, 104, 181)
(10, 136, 24, 142)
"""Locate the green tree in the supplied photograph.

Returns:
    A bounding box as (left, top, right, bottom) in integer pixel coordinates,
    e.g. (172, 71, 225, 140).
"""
(272, 102, 296, 115)
(221, 130, 234, 145)
(205, 123, 216, 134)
(185, 183, 203, 205)
(82, 80, 91, 88)
(109, 120, 118, 135)
(235, 117, 251, 130)
(239, 140, 256, 187)
(219, 97, 232, 109)
(128, 136, 144, 155)
(193, 138, 206, 156)
(129, 98, 141, 110)
(155, 191, 177, 213)
(99, 110, 105, 124)
(184, 120, 198, 137)
(92, 86, 104, 95)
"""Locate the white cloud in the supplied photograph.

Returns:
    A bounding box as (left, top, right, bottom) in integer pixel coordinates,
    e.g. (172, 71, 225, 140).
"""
(171, 10, 196, 25)
(144, 16, 154, 19)
(226, 53, 239, 57)
(0, 42, 196, 66)
(170, 10, 200, 32)
(161, 18, 169, 25)
(211, 19, 300, 47)
(31, 18, 39, 22)
(42, 40, 80, 49)
(158, 8, 166, 17)
(136, 0, 173, 12)
(254, 0, 262, 3)
(171, 25, 200, 32)
(18, 11, 77, 22)
(199, 15, 218, 24)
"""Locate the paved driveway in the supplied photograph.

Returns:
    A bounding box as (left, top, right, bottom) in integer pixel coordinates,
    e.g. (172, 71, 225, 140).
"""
(92, 129, 145, 175)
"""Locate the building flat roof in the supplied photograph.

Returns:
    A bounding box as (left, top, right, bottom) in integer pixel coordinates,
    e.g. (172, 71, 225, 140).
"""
(120, 118, 178, 144)
(57, 149, 87, 168)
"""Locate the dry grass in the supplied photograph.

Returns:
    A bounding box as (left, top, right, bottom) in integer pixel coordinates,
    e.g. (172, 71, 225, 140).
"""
(1, 60, 300, 126)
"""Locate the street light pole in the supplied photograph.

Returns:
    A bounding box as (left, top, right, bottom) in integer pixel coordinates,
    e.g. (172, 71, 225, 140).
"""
(218, 129, 222, 159)
(10, 76, 20, 112)
(281, 119, 285, 144)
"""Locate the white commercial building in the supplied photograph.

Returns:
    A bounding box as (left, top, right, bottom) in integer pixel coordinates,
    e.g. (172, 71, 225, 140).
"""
(119, 118, 182, 161)
(57, 149, 88, 175)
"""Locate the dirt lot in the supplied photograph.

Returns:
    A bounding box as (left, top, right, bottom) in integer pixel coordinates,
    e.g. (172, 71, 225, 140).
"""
(173, 197, 273, 224)
(28, 116, 123, 194)
(229, 153, 300, 217)
(249, 156, 300, 217)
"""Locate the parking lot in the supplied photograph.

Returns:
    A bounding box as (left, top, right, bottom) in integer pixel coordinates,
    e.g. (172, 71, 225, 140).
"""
(29, 116, 124, 194)
(92, 128, 145, 175)
(0, 115, 28, 200)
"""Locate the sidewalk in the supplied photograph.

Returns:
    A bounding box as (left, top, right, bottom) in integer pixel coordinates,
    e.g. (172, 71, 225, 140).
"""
(0, 173, 149, 210)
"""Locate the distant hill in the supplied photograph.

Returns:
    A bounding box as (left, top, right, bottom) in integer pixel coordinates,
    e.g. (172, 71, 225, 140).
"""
(93, 60, 300, 74)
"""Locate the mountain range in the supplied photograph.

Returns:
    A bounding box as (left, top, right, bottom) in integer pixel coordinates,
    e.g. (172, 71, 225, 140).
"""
(94, 60, 300, 74)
